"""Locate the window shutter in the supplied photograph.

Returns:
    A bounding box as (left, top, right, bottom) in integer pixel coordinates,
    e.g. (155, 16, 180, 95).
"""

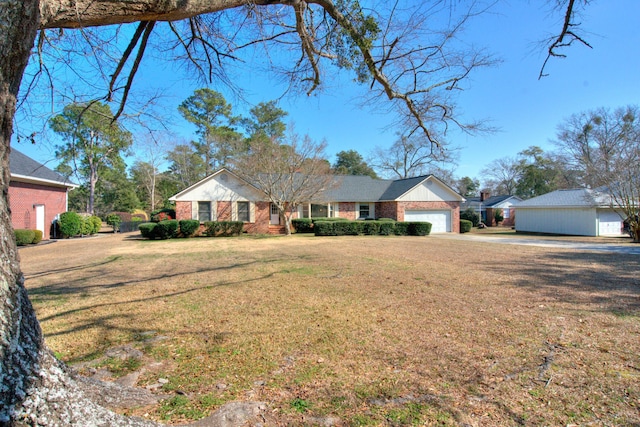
(334, 202, 339, 217)
(211, 201, 217, 221)
(370, 203, 375, 219)
(249, 202, 256, 223)
(231, 202, 237, 221)
(191, 201, 198, 220)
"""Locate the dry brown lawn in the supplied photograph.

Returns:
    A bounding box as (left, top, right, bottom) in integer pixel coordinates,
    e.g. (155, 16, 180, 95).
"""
(19, 233, 640, 426)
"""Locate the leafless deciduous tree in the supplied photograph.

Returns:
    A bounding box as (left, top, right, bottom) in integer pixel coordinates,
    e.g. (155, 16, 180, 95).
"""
(371, 133, 457, 179)
(0, 0, 606, 423)
(479, 156, 520, 195)
(232, 130, 333, 236)
(554, 105, 640, 241)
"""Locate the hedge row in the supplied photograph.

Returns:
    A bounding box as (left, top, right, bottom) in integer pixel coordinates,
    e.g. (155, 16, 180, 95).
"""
(138, 220, 244, 240)
(292, 217, 351, 233)
(203, 221, 244, 237)
(14, 229, 43, 246)
(313, 220, 431, 236)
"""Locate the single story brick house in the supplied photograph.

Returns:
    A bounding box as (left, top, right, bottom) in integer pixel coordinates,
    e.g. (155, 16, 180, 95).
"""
(461, 192, 522, 227)
(9, 148, 77, 239)
(515, 187, 626, 236)
(169, 169, 465, 234)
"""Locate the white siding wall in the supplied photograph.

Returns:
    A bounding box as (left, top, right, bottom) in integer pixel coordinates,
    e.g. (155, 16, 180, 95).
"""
(398, 178, 459, 202)
(173, 173, 262, 202)
(516, 207, 597, 236)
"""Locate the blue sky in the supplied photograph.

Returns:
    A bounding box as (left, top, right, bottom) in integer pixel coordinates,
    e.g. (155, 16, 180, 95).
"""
(13, 1, 640, 185)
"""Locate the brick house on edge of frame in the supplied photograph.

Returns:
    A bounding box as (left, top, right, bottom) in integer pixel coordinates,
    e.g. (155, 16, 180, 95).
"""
(9, 149, 77, 239)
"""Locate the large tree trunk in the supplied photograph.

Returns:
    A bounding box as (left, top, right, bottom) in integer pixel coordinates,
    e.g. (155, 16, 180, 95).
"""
(0, 2, 156, 425)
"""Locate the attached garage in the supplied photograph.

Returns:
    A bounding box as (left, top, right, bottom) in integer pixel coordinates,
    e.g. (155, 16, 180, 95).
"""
(515, 188, 626, 237)
(404, 210, 452, 233)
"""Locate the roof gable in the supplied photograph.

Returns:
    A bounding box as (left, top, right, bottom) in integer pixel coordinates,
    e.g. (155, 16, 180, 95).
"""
(10, 149, 76, 188)
(387, 175, 465, 202)
(169, 168, 264, 201)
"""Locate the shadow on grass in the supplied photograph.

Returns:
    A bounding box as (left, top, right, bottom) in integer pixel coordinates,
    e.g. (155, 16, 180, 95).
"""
(487, 250, 640, 315)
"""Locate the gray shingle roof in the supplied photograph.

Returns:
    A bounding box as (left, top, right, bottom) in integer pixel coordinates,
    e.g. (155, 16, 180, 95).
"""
(10, 149, 76, 187)
(461, 195, 521, 209)
(516, 188, 612, 208)
(321, 174, 455, 202)
(321, 175, 394, 201)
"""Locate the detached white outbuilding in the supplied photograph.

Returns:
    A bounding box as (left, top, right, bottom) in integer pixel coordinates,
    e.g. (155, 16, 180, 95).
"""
(515, 188, 626, 237)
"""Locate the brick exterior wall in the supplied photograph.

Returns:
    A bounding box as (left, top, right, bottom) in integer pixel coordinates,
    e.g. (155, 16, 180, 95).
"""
(215, 201, 230, 221)
(175, 201, 191, 220)
(376, 202, 399, 220)
(243, 201, 270, 234)
(8, 181, 68, 239)
(337, 202, 357, 220)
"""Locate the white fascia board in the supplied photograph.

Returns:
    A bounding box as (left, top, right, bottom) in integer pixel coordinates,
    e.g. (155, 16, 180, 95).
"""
(11, 173, 78, 189)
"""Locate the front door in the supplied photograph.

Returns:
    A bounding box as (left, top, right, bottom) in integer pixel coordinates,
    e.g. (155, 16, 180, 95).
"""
(35, 204, 45, 237)
(270, 204, 280, 225)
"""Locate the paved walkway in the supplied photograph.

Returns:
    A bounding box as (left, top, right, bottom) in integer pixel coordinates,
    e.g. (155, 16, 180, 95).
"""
(433, 233, 640, 255)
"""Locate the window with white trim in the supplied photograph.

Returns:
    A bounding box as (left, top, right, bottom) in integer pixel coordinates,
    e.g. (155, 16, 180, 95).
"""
(503, 208, 510, 219)
(198, 202, 212, 222)
(237, 201, 250, 222)
(357, 203, 374, 219)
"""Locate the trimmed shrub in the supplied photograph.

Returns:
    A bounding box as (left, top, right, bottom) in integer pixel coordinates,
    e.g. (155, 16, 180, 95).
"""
(203, 221, 244, 237)
(378, 218, 396, 222)
(153, 220, 179, 239)
(80, 217, 93, 235)
(32, 229, 43, 244)
(362, 221, 380, 235)
(292, 218, 313, 233)
(106, 214, 122, 232)
(460, 219, 473, 233)
(460, 208, 480, 227)
(378, 221, 396, 236)
(89, 216, 102, 234)
(59, 212, 82, 238)
(313, 221, 335, 236)
(394, 222, 410, 236)
(179, 219, 200, 237)
(15, 229, 36, 246)
(139, 222, 157, 239)
(410, 222, 432, 236)
(333, 220, 362, 236)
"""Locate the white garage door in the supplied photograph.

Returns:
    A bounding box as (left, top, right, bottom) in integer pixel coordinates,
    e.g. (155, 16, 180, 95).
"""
(404, 210, 451, 233)
(598, 210, 623, 236)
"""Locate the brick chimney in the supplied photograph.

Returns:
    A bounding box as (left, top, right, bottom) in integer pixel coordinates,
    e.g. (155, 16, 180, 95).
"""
(480, 191, 490, 202)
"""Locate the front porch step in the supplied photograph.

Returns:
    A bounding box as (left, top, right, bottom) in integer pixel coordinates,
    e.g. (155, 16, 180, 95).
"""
(268, 225, 286, 235)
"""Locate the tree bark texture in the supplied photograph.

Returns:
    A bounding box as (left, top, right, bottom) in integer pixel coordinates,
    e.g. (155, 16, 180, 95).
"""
(0, 1, 158, 424)
(39, 0, 286, 29)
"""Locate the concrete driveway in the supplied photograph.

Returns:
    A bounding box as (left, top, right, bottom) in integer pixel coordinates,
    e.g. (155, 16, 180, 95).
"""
(434, 233, 640, 255)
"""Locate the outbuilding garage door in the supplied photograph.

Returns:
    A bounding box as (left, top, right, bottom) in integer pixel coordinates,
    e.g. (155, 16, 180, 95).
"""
(598, 210, 623, 236)
(404, 210, 451, 233)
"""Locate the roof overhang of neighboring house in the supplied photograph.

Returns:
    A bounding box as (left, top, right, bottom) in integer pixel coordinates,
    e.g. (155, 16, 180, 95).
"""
(10, 173, 78, 190)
